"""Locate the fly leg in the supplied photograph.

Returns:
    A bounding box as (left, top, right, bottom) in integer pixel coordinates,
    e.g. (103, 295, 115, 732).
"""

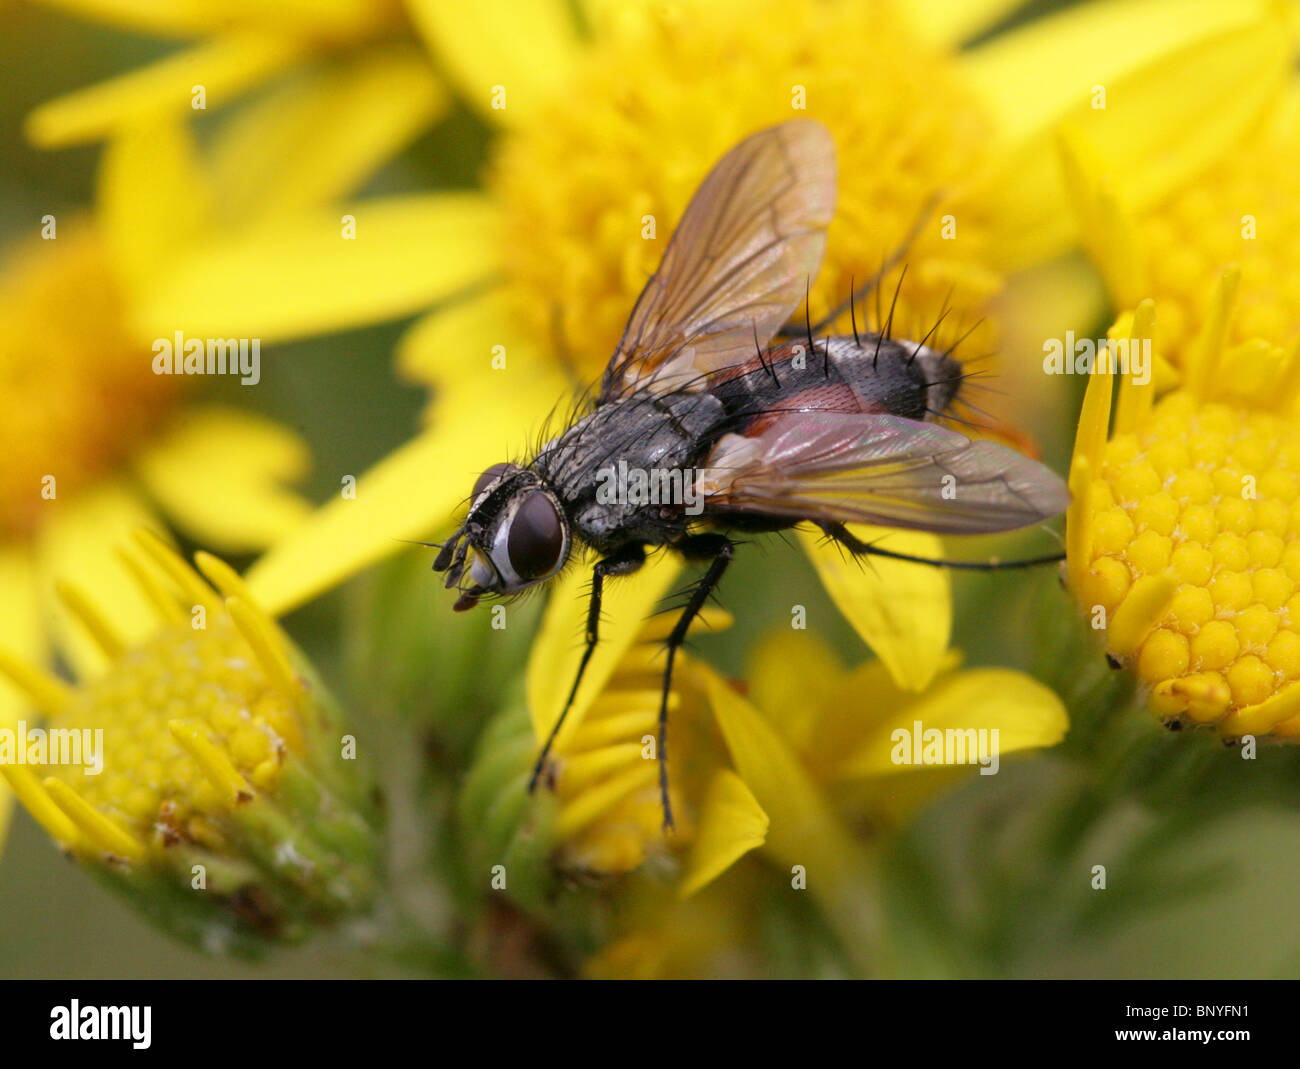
(818, 521, 1064, 571)
(656, 533, 735, 831)
(527, 542, 646, 796)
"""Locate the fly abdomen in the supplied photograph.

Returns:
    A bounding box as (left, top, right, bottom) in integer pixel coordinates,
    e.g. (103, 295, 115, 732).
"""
(709, 333, 963, 435)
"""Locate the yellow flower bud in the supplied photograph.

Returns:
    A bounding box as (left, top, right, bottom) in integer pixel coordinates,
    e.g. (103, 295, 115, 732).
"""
(0, 532, 381, 952)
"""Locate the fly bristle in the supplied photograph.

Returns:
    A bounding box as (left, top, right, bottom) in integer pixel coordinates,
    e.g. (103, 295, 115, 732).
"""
(875, 262, 908, 369)
(873, 256, 886, 343)
(848, 274, 860, 346)
(942, 316, 986, 361)
(908, 306, 952, 367)
(753, 321, 780, 387)
(803, 276, 816, 356)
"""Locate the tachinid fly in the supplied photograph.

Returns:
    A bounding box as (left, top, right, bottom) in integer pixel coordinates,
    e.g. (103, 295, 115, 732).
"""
(434, 119, 1068, 828)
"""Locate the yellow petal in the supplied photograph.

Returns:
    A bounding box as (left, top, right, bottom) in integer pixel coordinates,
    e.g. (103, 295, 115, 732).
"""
(703, 668, 858, 869)
(97, 119, 213, 302)
(26, 33, 305, 148)
(223, 0, 398, 37)
(1108, 573, 1179, 658)
(527, 552, 681, 749)
(243, 372, 558, 616)
(1066, 454, 1095, 597)
(703, 666, 875, 968)
(33, 0, 393, 37)
(131, 406, 312, 553)
(1056, 128, 1144, 306)
(30, 0, 387, 37)
(1074, 332, 1116, 485)
(34, 481, 162, 677)
(678, 769, 768, 899)
(963, 0, 1290, 269)
(405, 0, 580, 126)
(133, 193, 500, 343)
(811, 651, 965, 780)
(838, 668, 1067, 778)
(745, 629, 844, 753)
(0, 543, 43, 852)
(30, 0, 236, 36)
(797, 525, 951, 692)
(1066, 344, 1116, 593)
(1110, 300, 1157, 434)
(397, 288, 549, 418)
(898, 0, 1031, 48)
(964, 0, 1273, 144)
(208, 44, 448, 222)
(1184, 265, 1241, 400)
(1063, 15, 1288, 211)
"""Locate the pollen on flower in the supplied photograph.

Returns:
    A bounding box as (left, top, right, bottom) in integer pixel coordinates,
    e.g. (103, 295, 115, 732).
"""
(1128, 87, 1300, 368)
(56, 615, 292, 841)
(0, 223, 184, 537)
(489, 0, 998, 385)
(1080, 392, 1300, 734)
(1, 533, 306, 861)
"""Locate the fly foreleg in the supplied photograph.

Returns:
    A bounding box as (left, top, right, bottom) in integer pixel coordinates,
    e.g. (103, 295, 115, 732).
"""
(527, 542, 646, 796)
(656, 533, 735, 831)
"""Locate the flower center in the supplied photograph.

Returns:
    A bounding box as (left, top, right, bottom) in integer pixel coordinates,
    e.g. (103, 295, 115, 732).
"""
(1082, 392, 1300, 722)
(0, 223, 185, 538)
(42, 612, 303, 853)
(1135, 87, 1300, 365)
(489, 0, 999, 383)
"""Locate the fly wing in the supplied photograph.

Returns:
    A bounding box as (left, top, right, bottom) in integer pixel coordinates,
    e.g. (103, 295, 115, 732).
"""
(601, 119, 836, 401)
(696, 412, 1069, 534)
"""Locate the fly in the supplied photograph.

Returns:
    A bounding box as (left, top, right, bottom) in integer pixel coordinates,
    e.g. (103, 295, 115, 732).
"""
(433, 119, 1069, 829)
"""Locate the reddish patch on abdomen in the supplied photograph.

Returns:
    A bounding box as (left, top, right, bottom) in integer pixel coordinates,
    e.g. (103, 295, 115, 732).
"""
(740, 383, 886, 436)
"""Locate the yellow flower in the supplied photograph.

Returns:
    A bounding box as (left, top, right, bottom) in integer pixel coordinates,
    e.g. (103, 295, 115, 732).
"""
(410, 0, 1290, 375)
(518, 554, 763, 886)
(1062, 71, 1300, 373)
(0, 116, 340, 849)
(0, 531, 381, 952)
(476, 550, 1064, 977)
(1067, 274, 1300, 738)
(239, 0, 1292, 693)
(24, 0, 426, 147)
(459, 555, 770, 898)
(3, 36, 445, 840)
(738, 629, 1068, 819)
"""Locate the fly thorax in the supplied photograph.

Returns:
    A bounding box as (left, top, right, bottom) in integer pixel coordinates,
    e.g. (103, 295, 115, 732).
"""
(552, 391, 724, 548)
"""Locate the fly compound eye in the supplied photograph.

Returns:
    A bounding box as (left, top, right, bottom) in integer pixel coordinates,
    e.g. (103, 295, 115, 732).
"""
(506, 491, 565, 581)
(473, 463, 512, 503)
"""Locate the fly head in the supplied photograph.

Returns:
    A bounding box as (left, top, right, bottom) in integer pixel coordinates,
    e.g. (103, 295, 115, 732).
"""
(433, 463, 571, 611)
